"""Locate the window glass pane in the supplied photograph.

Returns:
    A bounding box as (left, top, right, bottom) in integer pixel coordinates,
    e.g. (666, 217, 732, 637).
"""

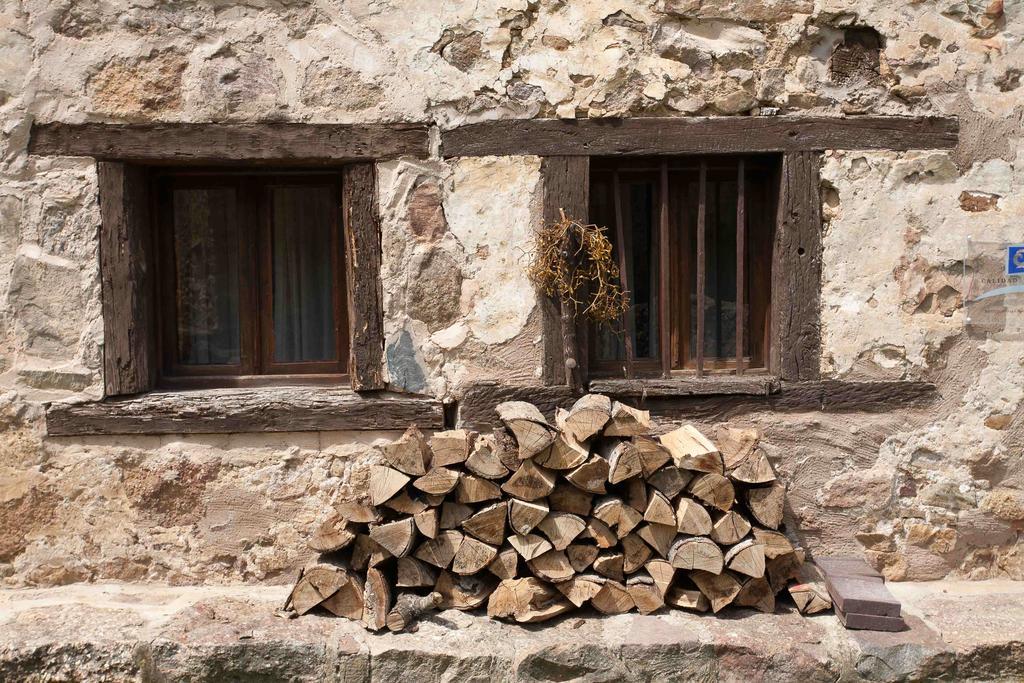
(172, 187, 241, 365)
(271, 185, 337, 363)
(625, 179, 659, 359)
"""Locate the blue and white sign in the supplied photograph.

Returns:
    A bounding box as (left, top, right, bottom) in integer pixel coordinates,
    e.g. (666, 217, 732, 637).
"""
(1008, 245, 1024, 275)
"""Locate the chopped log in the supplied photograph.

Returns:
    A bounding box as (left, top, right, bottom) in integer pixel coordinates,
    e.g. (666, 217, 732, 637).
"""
(643, 490, 676, 526)
(413, 507, 439, 539)
(456, 474, 501, 504)
(691, 569, 742, 613)
(336, 501, 381, 524)
(496, 401, 556, 459)
(752, 529, 794, 559)
(369, 465, 410, 506)
(289, 563, 351, 616)
(724, 539, 766, 578)
(555, 574, 604, 607)
(413, 467, 460, 495)
(603, 401, 652, 437)
(647, 466, 692, 499)
(645, 559, 675, 596)
(747, 482, 785, 529)
(730, 447, 776, 485)
(716, 426, 759, 470)
(369, 517, 417, 558)
(767, 548, 806, 593)
(536, 433, 589, 470)
(581, 517, 617, 549)
(566, 544, 599, 573)
(380, 425, 431, 476)
(669, 536, 724, 574)
(789, 563, 832, 614)
(422, 493, 445, 507)
(549, 483, 593, 516)
(659, 425, 724, 473)
(440, 502, 474, 529)
(565, 456, 609, 494)
(537, 512, 586, 551)
(595, 439, 643, 484)
(675, 498, 714, 536)
(386, 591, 442, 632)
(492, 428, 521, 471)
(688, 473, 735, 511)
(558, 394, 611, 442)
(465, 435, 510, 479)
(593, 550, 625, 581)
(666, 587, 710, 612)
(452, 537, 499, 575)
(383, 491, 427, 515)
(625, 479, 648, 513)
(351, 534, 391, 570)
(621, 533, 652, 573)
(429, 429, 474, 467)
(509, 498, 549, 535)
(633, 436, 672, 477)
(508, 532, 553, 561)
(488, 546, 520, 580)
(528, 549, 575, 582)
(626, 573, 665, 615)
(308, 511, 357, 552)
(637, 523, 675, 558)
(501, 460, 557, 501)
(414, 529, 464, 568)
(396, 556, 438, 588)
(462, 501, 508, 544)
(320, 568, 365, 620)
(592, 497, 642, 538)
(362, 567, 392, 631)
(591, 580, 634, 614)
(735, 576, 775, 613)
(435, 570, 494, 610)
(488, 577, 573, 622)
(710, 511, 752, 546)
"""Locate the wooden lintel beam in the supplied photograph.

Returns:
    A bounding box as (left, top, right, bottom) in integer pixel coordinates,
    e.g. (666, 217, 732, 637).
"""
(29, 122, 430, 163)
(441, 116, 958, 158)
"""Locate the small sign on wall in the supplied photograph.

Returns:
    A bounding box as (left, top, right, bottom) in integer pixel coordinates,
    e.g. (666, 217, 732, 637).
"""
(965, 240, 1024, 336)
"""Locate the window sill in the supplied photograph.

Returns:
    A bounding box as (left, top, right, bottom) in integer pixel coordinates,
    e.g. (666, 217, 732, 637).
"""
(45, 386, 444, 437)
(588, 375, 781, 398)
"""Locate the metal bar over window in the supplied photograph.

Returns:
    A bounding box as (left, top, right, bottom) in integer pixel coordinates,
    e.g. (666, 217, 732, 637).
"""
(696, 161, 707, 377)
(659, 161, 671, 378)
(736, 159, 746, 375)
(612, 171, 635, 379)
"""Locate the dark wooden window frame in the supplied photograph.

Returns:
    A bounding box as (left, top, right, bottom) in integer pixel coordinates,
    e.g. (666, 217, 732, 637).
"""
(153, 171, 349, 387)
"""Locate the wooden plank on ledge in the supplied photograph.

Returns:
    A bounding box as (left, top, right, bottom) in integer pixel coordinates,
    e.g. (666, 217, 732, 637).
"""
(29, 122, 430, 163)
(588, 376, 782, 397)
(440, 116, 959, 158)
(45, 388, 444, 436)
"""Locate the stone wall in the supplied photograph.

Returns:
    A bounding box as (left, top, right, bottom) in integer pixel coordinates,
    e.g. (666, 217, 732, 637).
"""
(0, 0, 1021, 586)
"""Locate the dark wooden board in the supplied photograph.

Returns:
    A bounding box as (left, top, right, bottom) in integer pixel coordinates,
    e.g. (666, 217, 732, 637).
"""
(773, 151, 823, 381)
(343, 163, 386, 391)
(441, 116, 958, 158)
(816, 556, 884, 581)
(45, 388, 443, 436)
(457, 382, 577, 429)
(30, 123, 429, 163)
(589, 376, 781, 397)
(825, 576, 902, 618)
(97, 162, 155, 396)
(836, 605, 907, 632)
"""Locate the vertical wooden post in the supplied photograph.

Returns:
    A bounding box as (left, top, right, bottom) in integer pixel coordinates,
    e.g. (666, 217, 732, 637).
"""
(736, 159, 746, 375)
(696, 161, 707, 378)
(658, 161, 671, 378)
(612, 171, 635, 379)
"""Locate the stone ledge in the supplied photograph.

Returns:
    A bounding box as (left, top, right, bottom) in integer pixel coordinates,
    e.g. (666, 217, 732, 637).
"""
(1, 581, 1022, 682)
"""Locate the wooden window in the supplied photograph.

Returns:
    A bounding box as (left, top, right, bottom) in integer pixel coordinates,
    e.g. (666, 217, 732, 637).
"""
(588, 155, 779, 379)
(153, 171, 349, 386)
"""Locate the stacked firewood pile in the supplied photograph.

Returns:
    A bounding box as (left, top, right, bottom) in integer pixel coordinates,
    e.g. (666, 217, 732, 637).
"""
(287, 394, 827, 630)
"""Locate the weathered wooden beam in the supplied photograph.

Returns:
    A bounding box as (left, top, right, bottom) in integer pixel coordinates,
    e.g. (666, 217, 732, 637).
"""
(441, 116, 958, 158)
(45, 388, 443, 436)
(29, 123, 430, 163)
(589, 376, 781, 397)
(457, 382, 576, 430)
